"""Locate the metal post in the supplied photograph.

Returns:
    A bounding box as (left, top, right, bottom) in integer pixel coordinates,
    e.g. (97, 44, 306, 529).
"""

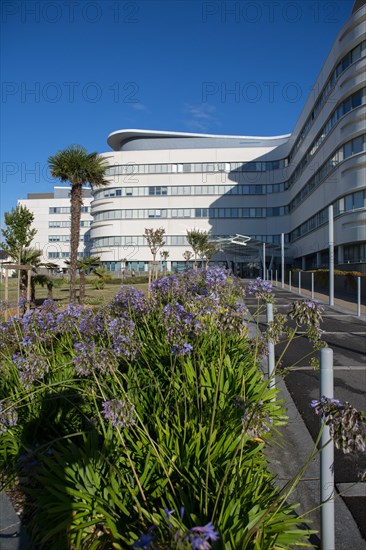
(328, 205, 334, 306)
(281, 233, 285, 289)
(311, 272, 315, 300)
(27, 269, 31, 312)
(267, 303, 275, 391)
(275, 270, 278, 286)
(4, 269, 9, 322)
(263, 242, 266, 280)
(298, 271, 301, 295)
(270, 269, 273, 283)
(320, 347, 335, 550)
(289, 270, 292, 292)
(357, 277, 361, 317)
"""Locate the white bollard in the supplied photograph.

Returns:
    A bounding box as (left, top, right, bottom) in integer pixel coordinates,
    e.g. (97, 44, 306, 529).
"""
(266, 303, 275, 392)
(320, 347, 335, 550)
(357, 277, 361, 317)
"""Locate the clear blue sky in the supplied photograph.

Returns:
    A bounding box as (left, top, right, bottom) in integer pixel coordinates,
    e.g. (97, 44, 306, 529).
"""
(0, 0, 354, 223)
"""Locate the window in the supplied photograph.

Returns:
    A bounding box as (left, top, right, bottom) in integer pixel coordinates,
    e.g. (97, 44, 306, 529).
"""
(49, 207, 70, 214)
(353, 191, 364, 209)
(149, 186, 168, 196)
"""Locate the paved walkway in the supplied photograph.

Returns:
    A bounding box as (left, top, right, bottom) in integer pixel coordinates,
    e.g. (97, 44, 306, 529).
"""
(245, 282, 366, 549)
(0, 491, 29, 549)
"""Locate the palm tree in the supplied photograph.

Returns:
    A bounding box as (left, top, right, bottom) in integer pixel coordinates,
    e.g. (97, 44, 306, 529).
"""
(31, 274, 54, 303)
(48, 145, 109, 303)
(66, 256, 101, 304)
(91, 267, 112, 290)
(19, 248, 42, 300)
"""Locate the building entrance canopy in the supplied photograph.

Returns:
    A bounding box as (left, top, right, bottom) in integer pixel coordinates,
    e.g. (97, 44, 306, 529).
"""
(211, 235, 284, 259)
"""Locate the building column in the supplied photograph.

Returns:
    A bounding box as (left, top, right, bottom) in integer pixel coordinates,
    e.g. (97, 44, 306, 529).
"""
(302, 256, 306, 270)
(316, 252, 322, 268)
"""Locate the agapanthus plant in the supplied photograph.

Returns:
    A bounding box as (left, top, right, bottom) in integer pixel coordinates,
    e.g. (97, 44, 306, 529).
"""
(311, 396, 366, 454)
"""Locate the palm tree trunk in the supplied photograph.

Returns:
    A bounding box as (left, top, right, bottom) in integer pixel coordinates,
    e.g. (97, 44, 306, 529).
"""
(31, 278, 36, 304)
(47, 283, 53, 300)
(20, 269, 28, 299)
(69, 183, 83, 303)
(79, 270, 85, 304)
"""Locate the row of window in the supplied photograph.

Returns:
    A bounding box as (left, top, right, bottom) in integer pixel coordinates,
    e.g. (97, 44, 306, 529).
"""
(289, 40, 366, 162)
(49, 220, 91, 228)
(48, 252, 84, 259)
(289, 134, 366, 212)
(344, 243, 366, 263)
(309, 87, 365, 158)
(93, 205, 290, 221)
(104, 158, 289, 178)
(290, 189, 366, 242)
(93, 182, 286, 200)
(49, 206, 89, 214)
(287, 88, 366, 190)
(48, 234, 90, 242)
(91, 233, 285, 249)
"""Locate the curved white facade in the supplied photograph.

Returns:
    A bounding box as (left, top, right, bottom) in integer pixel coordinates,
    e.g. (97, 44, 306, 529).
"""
(90, 3, 365, 274)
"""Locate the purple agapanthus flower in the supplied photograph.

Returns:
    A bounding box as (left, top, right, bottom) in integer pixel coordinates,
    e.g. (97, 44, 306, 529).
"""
(0, 401, 18, 434)
(102, 398, 136, 429)
(12, 351, 49, 388)
(247, 277, 273, 300)
(73, 342, 118, 376)
(311, 396, 366, 453)
(110, 286, 148, 319)
(186, 522, 219, 550)
(132, 527, 156, 548)
(172, 342, 194, 356)
(107, 316, 140, 359)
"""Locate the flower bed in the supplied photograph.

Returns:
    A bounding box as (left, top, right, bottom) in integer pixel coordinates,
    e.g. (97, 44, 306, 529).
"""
(1, 269, 317, 549)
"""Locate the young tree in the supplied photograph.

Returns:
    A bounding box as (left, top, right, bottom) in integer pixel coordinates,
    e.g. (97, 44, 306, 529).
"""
(0, 206, 40, 298)
(144, 228, 166, 283)
(200, 241, 217, 269)
(1, 205, 37, 261)
(183, 250, 193, 270)
(160, 250, 169, 275)
(186, 229, 209, 270)
(48, 145, 109, 303)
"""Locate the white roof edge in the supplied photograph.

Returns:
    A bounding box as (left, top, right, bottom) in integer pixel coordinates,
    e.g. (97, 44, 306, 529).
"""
(107, 128, 292, 150)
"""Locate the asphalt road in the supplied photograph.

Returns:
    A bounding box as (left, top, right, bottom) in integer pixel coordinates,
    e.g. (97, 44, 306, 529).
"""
(244, 283, 366, 546)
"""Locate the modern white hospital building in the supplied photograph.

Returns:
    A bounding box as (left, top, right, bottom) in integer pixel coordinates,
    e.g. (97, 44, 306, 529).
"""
(19, 1, 366, 275)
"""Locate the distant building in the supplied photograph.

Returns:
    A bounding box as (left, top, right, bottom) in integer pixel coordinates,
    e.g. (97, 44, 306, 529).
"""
(18, 187, 92, 269)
